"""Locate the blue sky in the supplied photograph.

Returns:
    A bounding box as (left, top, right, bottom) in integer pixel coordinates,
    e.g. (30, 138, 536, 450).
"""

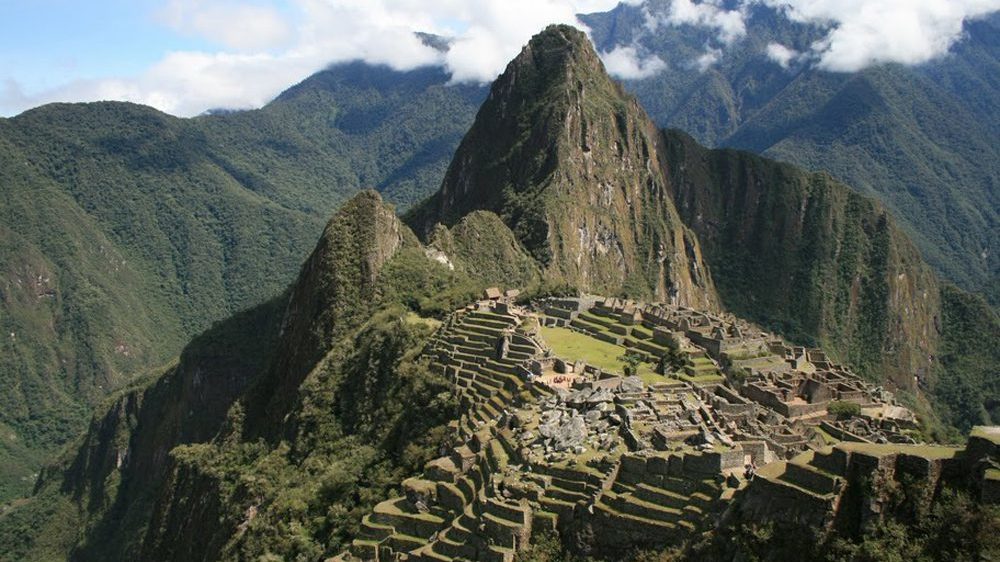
(0, 1, 211, 92)
(0, 0, 626, 116)
(1, 0, 996, 117)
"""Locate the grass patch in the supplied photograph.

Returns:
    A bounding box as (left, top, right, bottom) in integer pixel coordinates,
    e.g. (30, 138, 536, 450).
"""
(837, 442, 961, 460)
(403, 312, 442, 330)
(539, 326, 654, 377)
(678, 372, 724, 383)
(814, 426, 839, 445)
(639, 372, 673, 385)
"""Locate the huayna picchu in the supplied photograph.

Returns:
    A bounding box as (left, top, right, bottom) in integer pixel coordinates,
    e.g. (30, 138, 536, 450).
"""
(0, 23, 997, 562)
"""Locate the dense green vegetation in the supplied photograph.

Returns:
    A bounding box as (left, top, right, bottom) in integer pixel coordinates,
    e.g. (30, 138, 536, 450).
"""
(0, 190, 526, 560)
(932, 286, 1000, 433)
(583, 5, 999, 302)
(828, 401, 862, 420)
(0, 64, 482, 501)
(407, 25, 717, 308)
(0, 17, 996, 562)
(426, 211, 541, 289)
(702, 490, 1000, 562)
(518, 489, 1000, 562)
(145, 310, 458, 561)
(5, 7, 997, 505)
(660, 129, 939, 391)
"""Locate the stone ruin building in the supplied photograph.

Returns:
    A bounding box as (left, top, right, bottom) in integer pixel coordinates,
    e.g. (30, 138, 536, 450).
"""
(333, 293, 1000, 562)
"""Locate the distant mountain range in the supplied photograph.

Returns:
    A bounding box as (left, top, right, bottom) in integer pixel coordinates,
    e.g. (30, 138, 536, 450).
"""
(0, 64, 482, 500)
(0, 0, 996, 513)
(583, 3, 999, 302)
(1, 25, 995, 561)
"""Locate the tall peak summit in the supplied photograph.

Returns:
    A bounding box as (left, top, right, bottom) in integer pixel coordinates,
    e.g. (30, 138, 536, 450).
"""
(407, 25, 717, 307)
(501, 24, 605, 87)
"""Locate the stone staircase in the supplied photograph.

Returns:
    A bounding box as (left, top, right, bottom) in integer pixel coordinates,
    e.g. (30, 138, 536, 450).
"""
(591, 452, 726, 544)
(425, 308, 549, 439)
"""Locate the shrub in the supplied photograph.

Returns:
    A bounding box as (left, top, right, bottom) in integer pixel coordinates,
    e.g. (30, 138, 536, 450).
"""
(828, 400, 861, 419)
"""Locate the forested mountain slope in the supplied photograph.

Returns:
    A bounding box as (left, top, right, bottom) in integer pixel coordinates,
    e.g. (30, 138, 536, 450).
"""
(0, 26, 996, 562)
(0, 64, 482, 501)
(583, 3, 999, 302)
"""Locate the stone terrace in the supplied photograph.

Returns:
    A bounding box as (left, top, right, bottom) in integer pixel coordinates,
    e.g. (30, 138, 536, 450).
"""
(332, 294, 991, 562)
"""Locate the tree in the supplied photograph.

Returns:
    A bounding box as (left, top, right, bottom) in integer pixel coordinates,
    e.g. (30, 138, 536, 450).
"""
(828, 401, 861, 419)
(658, 338, 687, 375)
(619, 351, 645, 377)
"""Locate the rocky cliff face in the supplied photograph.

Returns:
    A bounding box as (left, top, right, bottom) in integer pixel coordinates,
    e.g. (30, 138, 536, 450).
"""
(22, 294, 287, 561)
(426, 210, 541, 288)
(2, 23, 985, 562)
(660, 130, 940, 389)
(0, 191, 417, 560)
(406, 23, 939, 390)
(246, 190, 413, 434)
(408, 25, 718, 308)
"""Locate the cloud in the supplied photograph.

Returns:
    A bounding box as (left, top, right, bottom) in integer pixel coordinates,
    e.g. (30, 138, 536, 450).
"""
(1, 0, 627, 117)
(600, 45, 667, 79)
(3, 0, 998, 117)
(159, 0, 293, 51)
(634, 0, 998, 74)
(695, 47, 722, 71)
(764, 0, 1000, 72)
(765, 42, 799, 68)
(649, 0, 747, 44)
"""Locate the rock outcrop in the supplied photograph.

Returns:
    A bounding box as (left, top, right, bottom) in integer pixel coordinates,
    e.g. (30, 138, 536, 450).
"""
(247, 190, 413, 432)
(660, 130, 941, 388)
(408, 25, 718, 309)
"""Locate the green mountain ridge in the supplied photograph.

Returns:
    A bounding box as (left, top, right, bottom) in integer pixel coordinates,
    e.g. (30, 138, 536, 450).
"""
(3, 1, 997, 505)
(661, 129, 940, 389)
(582, 2, 999, 302)
(0, 67, 483, 500)
(1, 25, 995, 561)
(407, 25, 718, 309)
(0, 190, 515, 560)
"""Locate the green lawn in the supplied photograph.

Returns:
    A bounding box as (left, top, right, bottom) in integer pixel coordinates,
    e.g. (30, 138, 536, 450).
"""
(404, 312, 442, 330)
(539, 326, 655, 377)
(837, 442, 961, 460)
(678, 372, 724, 384)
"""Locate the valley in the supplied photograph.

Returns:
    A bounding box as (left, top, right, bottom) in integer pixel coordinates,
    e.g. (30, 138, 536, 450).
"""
(0, 12, 997, 562)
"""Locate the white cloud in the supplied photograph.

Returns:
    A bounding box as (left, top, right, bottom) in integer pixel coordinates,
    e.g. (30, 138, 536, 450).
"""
(695, 47, 722, 71)
(1, 0, 625, 117)
(159, 0, 293, 51)
(600, 45, 667, 79)
(765, 42, 799, 68)
(3, 0, 998, 117)
(636, 0, 998, 73)
(650, 0, 747, 44)
(764, 0, 1000, 72)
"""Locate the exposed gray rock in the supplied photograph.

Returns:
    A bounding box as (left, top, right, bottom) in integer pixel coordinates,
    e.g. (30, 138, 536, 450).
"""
(587, 388, 615, 404)
(621, 376, 644, 393)
(539, 414, 588, 452)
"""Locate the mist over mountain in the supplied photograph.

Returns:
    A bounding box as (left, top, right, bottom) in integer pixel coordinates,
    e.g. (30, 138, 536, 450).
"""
(0, 4, 997, 560)
(0, 24, 996, 562)
(583, 2, 999, 302)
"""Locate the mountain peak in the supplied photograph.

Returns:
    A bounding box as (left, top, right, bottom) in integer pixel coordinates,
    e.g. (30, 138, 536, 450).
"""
(248, 189, 415, 430)
(406, 26, 717, 308)
(506, 24, 604, 82)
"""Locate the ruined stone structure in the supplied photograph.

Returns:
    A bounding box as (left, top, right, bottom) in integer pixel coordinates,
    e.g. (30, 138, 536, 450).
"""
(333, 294, 999, 562)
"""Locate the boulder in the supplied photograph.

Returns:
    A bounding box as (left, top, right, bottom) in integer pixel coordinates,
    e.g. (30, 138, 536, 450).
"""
(541, 415, 588, 452)
(587, 388, 615, 404)
(622, 376, 645, 393)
